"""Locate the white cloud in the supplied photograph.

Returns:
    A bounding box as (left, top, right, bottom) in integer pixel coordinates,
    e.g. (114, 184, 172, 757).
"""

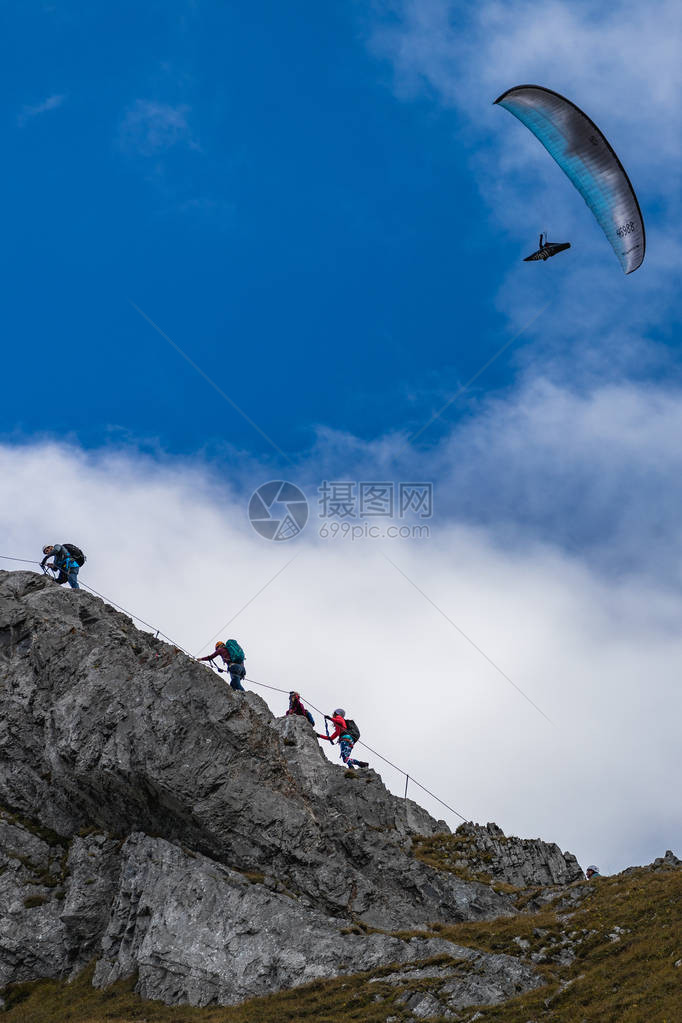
(296, 377, 682, 585)
(370, 0, 682, 227)
(1, 429, 680, 876)
(427, 378, 682, 579)
(371, 0, 682, 157)
(18, 93, 66, 125)
(6, 0, 682, 877)
(119, 100, 199, 156)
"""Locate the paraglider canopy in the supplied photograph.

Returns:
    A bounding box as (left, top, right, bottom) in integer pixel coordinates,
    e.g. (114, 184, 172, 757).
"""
(495, 85, 645, 274)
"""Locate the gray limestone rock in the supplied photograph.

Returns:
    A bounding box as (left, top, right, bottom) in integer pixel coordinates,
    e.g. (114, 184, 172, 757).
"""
(0, 571, 516, 930)
(0, 570, 582, 1008)
(0, 811, 70, 986)
(449, 822, 584, 887)
(621, 848, 681, 876)
(60, 833, 121, 974)
(386, 952, 543, 1012)
(92, 833, 543, 1008)
(0, 812, 119, 985)
(651, 849, 681, 870)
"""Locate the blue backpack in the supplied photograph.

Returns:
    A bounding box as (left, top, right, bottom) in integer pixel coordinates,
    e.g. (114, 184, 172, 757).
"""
(63, 544, 86, 567)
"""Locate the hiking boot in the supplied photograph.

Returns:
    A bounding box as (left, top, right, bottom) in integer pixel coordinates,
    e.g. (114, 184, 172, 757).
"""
(356, 761, 369, 768)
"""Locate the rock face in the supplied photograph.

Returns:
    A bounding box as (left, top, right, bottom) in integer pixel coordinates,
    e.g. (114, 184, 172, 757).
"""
(0, 570, 579, 1010)
(446, 822, 583, 887)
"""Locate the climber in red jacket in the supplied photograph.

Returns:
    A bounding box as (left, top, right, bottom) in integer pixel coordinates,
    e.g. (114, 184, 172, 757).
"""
(317, 709, 368, 770)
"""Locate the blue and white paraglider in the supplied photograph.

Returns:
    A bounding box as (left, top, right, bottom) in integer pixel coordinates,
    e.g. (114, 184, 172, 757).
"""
(495, 85, 645, 274)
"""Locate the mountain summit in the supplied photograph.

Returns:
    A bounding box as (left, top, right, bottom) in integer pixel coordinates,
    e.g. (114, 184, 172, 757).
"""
(1, 569, 677, 1021)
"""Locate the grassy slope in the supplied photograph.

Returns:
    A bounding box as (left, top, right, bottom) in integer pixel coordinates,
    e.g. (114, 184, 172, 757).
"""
(435, 867, 682, 1022)
(2, 847, 681, 1023)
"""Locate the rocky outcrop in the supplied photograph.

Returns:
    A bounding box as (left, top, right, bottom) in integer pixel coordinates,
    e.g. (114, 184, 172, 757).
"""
(0, 571, 512, 930)
(621, 848, 682, 876)
(91, 833, 544, 1008)
(0, 570, 581, 1010)
(650, 849, 681, 871)
(0, 813, 544, 1010)
(446, 822, 584, 887)
(0, 811, 71, 987)
(380, 955, 543, 1018)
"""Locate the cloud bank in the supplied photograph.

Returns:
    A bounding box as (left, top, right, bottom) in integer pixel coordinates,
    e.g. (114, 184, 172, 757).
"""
(1, 422, 680, 876)
(3, 0, 680, 888)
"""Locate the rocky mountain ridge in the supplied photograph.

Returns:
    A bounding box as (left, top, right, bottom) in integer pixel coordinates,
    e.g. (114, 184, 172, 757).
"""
(0, 569, 587, 1013)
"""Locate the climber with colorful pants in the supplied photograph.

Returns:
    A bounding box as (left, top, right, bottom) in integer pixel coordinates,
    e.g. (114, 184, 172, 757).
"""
(317, 709, 368, 769)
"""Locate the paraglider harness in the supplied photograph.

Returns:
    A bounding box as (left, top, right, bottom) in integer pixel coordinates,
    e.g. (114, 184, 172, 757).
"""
(42, 544, 86, 584)
(523, 232, 571, 262)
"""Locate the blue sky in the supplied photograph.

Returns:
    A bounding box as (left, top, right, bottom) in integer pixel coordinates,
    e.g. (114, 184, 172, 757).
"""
(2, 0, 682, 872)
(5, 0, 679, 476)
(5, 0, 564, 457)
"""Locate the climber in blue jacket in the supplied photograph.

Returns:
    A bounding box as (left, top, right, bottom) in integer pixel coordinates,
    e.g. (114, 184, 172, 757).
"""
(41, 544, 81, 590)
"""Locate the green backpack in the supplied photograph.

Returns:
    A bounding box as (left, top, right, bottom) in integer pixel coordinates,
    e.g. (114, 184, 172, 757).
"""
(225, 639, 245, 663)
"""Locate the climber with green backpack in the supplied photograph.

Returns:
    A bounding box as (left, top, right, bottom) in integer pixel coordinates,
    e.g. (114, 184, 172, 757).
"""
(198, 639, 247, 692)
(317, 709, 368, 770)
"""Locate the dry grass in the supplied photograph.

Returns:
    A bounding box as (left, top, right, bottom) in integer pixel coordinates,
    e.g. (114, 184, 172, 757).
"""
(429, 866, 682, 1023)
(2, 866, 680, 1022)
(0, 957, 461, 1023)
(412, 832, 500, 887)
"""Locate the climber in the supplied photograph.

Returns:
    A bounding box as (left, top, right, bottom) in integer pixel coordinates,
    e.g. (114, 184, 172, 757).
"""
(586, 865, 601, 879)
(198, 640, 247, 692)
(40, 544, 83, 590)
(286, 691, 315, 726)
(317, 709, 368, 769)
